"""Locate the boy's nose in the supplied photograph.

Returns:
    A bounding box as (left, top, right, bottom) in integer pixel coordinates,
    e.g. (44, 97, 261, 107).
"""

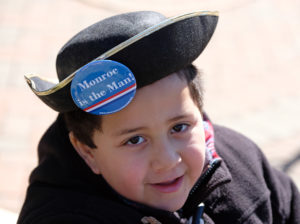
(150, 139, 182, 172)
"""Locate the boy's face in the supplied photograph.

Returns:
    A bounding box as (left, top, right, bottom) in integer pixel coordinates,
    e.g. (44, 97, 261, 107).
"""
(89, 73, 206, 211)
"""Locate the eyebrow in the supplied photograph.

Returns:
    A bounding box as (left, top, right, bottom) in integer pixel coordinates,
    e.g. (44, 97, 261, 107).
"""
(167, 114, 191, 123)
(113, 126, 147, 137)
(113, 114, 193, 137)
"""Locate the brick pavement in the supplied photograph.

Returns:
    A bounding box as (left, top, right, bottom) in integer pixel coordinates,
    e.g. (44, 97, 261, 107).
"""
(0, 0, 299, 215)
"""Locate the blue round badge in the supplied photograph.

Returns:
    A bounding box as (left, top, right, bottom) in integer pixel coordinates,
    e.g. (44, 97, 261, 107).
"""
(70, 60, 136, 115)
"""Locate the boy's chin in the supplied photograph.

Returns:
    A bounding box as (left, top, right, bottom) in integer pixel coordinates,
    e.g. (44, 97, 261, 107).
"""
(148, 197, 188, 212)
(155, 203, 184, 212)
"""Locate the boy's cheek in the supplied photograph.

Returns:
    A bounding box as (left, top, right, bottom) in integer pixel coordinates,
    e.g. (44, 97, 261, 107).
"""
(185, 144, 206, 163)
(182, 140, 206, 173)
(184, 130, 206, 153)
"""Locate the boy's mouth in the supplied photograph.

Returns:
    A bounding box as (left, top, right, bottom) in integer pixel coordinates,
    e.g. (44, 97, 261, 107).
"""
(150, 175, 184, 193)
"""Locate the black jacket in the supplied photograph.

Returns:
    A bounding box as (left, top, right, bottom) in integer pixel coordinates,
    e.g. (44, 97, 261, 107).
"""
(17, 115, 300, 223)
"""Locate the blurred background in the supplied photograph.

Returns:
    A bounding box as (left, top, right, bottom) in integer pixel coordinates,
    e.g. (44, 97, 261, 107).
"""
(0, 0, 299, 220)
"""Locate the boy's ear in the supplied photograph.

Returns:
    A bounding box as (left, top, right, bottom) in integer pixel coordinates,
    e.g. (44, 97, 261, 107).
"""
(68, 132, 101, 175)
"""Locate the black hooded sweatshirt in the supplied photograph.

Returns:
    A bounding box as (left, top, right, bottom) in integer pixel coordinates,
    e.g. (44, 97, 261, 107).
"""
(17, 115, 300, 223)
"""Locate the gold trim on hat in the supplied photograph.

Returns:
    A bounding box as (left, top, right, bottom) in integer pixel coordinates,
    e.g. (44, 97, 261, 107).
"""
(25, 11, 218, 96)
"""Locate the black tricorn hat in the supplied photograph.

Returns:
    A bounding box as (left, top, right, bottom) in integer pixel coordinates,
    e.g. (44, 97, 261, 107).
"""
(25, 11, 218, 112)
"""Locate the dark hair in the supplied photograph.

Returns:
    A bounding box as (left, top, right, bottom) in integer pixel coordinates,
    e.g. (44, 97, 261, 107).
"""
(64, 64, 203, 148)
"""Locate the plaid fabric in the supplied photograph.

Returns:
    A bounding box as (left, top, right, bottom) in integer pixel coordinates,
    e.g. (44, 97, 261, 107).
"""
(204, 120, 220, 166)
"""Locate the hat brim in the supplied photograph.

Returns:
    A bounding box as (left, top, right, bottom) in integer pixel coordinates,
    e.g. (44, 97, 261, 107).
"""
(25, 11, 218, 112)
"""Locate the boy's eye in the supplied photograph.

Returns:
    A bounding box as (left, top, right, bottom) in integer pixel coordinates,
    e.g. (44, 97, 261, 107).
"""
(171, 123, 189, 133)
(126, 136, 145, 145)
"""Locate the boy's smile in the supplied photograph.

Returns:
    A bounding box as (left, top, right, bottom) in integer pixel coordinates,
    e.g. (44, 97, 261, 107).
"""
(150, 175, 184, 193)
(80, 73, 206, 211)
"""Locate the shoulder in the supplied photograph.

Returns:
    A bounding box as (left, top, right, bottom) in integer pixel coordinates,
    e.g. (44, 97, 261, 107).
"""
(212, 124, 285, 192)
(209, 124, 300, 223)
(213, 124, 261, 154)
(212, 124, 270, 197)
(18, 184, 144, 224)
(213, 124, 267, 177)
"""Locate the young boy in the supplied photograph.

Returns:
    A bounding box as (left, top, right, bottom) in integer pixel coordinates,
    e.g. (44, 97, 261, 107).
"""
(18, 11, 299, 224)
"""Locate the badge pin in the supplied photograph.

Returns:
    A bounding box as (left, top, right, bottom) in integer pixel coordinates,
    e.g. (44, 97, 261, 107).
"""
(71, 60, 136, 115)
